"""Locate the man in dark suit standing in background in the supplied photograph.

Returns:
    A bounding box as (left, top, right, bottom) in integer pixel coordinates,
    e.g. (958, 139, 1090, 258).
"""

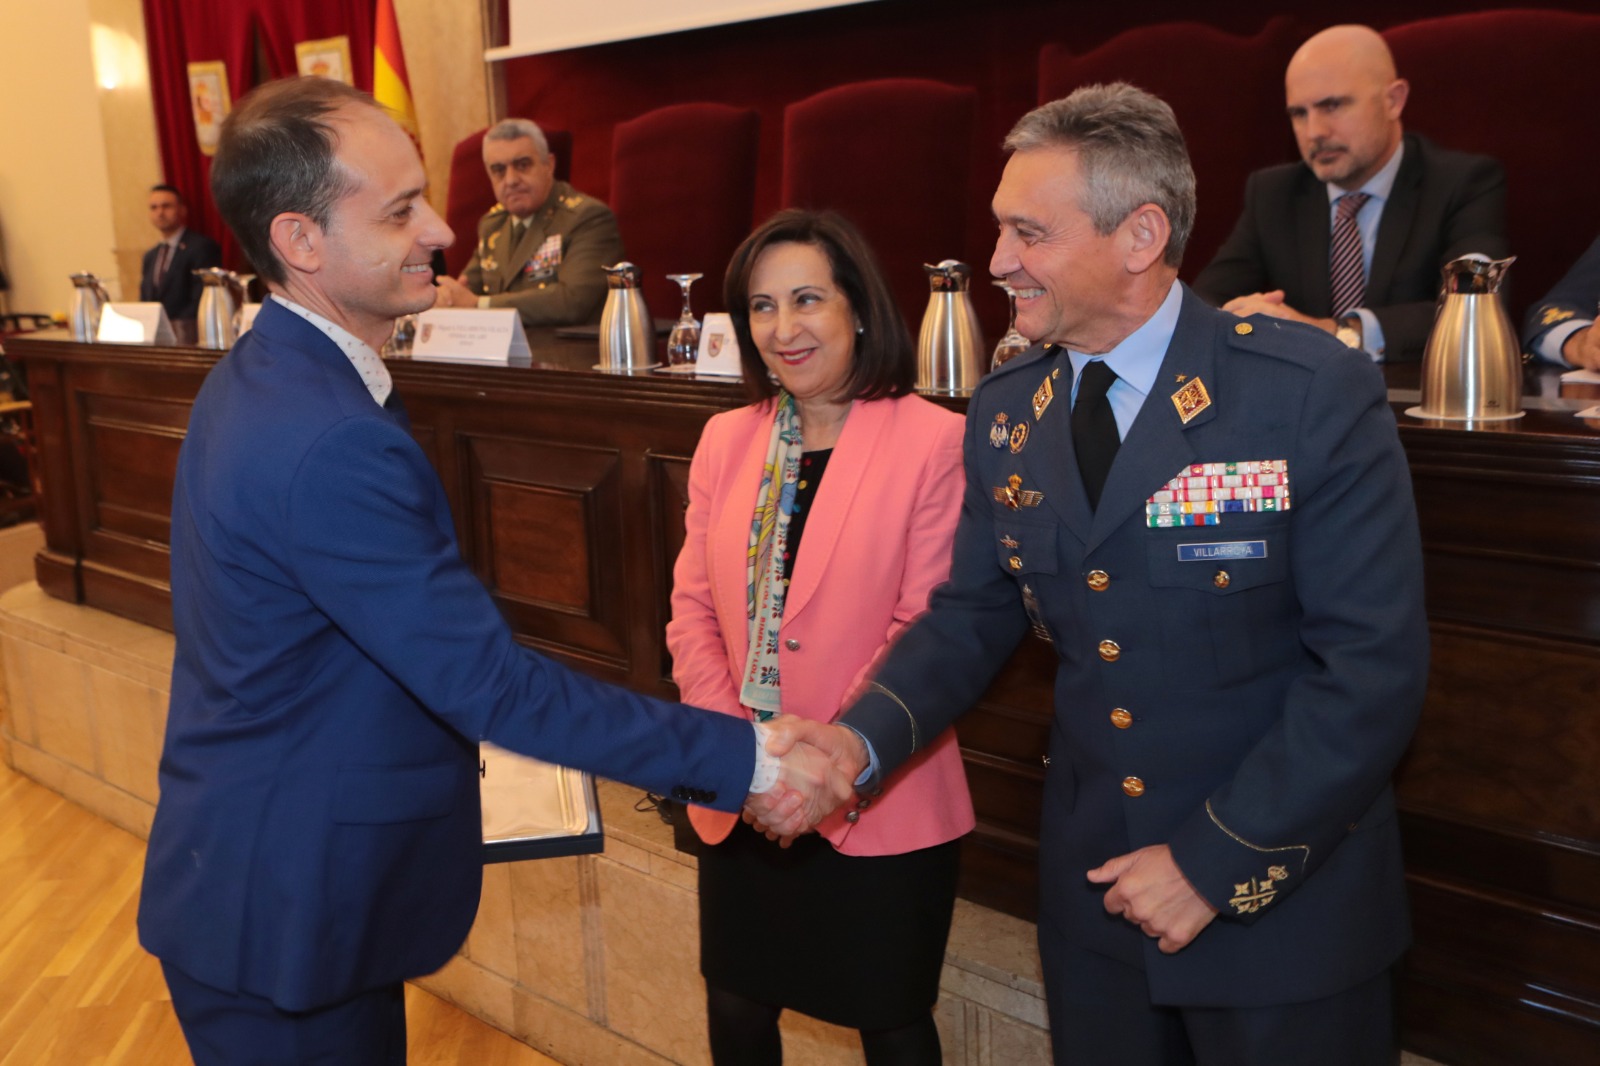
(137, 76, 844, 1066)
(138, 184, 221, 343)
(781, 81, 1430, 1064)
(1193, 24, 1507, 363)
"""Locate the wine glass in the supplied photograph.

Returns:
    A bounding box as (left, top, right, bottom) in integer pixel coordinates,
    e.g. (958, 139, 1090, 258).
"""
(991, 280, 1031, 369)
(666, 273, 704, 366)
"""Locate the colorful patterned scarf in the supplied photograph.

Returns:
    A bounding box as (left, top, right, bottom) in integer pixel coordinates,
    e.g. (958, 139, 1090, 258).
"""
(739, 391, 803, 720)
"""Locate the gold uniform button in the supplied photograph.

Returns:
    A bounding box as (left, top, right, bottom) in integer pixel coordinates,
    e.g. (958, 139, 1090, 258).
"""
(1086, 569, 1110, 591)
(845, 810, 860, 824)
(1009, 556, 1023, 571)
(1109, 708, 1133, 729)
(1234, 322, 1253, 335)
(1122, 776, 1146, 797)
(1098, 639, 1121, 662)
(1213, 570, 1230, 589)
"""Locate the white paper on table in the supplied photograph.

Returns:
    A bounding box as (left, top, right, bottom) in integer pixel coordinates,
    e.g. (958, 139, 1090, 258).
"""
(1576, 405, 1600, 419)
(479, 742, 596, 841)
(695, 312, 743, 376)
(97, 303, 175, 345)
(1559, 367, 1600, 384)
(411, 308, 531, 364)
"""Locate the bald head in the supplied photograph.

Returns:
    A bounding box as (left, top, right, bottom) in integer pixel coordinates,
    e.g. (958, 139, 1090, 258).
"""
(1285, 24, 1408, 190)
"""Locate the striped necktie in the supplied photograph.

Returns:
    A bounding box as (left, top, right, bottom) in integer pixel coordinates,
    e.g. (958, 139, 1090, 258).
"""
(1329, 192, 1371, 318)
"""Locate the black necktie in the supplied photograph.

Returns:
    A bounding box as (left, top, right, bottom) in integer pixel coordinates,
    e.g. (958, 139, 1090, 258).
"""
(153, 243, 172, 288)
(1073, 360, 1120, 511)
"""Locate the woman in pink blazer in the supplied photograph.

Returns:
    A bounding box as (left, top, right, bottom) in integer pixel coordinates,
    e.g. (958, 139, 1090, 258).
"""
(668, 210, 974, 1066)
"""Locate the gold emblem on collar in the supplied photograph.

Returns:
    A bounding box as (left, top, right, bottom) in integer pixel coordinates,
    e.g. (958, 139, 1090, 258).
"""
(1171, 377, 1211, 424)
(1032, 376, 1054, 420)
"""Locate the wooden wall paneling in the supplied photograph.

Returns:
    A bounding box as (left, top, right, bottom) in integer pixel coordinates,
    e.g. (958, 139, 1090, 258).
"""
(22, 353, 82, 603)
(646, 451, 694, 689)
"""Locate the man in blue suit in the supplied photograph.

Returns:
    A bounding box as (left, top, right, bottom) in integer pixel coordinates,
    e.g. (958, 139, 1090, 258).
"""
(137, 76, 845, 1066)
(1522, 235, 1600, 370)
(788, 83, 1429, 1064)
(138, 184, 222, 343)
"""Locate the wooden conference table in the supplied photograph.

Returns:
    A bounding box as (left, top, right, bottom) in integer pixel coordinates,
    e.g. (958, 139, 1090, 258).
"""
(10, 327, 1600, 1065)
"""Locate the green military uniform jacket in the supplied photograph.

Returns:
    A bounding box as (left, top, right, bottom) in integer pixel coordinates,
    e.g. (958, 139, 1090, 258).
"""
(461, 180, 624, 327)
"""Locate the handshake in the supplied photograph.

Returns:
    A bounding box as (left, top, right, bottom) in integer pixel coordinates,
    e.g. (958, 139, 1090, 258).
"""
(743, 718, 870, 842)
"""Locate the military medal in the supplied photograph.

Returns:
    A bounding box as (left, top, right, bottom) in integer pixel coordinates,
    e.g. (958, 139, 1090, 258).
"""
(1009, 421, 1030, 453)
(1000, 534, 1019, 548)
(993, 473, 1044, 510)
(1032, 376, 1054, 420)
(1144, 460, 1291, 527)
(1171, 377, 1211, 424)
(989, 412, 1011, 449)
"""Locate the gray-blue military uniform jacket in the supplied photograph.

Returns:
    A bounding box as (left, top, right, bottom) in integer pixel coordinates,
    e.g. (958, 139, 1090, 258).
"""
(842, 285, 1429, 1007)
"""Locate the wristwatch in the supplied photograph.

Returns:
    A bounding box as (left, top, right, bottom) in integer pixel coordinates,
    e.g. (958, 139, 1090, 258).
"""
(1334, 315, 1363, 349)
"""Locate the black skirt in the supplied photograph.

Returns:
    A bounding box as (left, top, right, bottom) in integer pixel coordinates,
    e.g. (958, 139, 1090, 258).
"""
(697, 819, 962, 1031)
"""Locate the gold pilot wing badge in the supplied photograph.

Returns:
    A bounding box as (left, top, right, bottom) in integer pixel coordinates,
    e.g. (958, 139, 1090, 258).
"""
(1541, 307, 1576, 326)
(1171, 376, 1211, 424)
(1229, 865, 1289, 915)
(993, 474, 1045, 510)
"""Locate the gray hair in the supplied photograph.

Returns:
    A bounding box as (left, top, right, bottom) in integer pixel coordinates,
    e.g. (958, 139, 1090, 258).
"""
(1004, 83, 1196, 268)
(211, 77, 379, 286)
(484, 117, 549, 160)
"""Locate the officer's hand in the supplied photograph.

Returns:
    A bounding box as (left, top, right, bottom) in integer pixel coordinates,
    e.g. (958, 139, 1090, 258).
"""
(1562, 325, 1600, 370)
(1087, 845, 1218, 954)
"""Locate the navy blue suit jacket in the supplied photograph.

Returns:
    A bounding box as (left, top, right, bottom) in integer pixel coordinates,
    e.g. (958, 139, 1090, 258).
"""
(843, 287, 1429, 1007)
(138, 229, 222, 323)
(1194, 132, 1507, 363)
(138, 298, 753, 1011)
(1522, 233, 1600, 360)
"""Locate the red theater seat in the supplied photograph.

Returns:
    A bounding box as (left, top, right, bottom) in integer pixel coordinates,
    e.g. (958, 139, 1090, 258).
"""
(1384, 9, 1600, 319)
(1037, 18, 1301, 279)
(442, 127, 573, 278)
(781, 78, 980, 329)
(609, 103, 760, 319)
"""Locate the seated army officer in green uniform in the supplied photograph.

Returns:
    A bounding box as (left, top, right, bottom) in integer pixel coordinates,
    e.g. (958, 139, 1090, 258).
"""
(434, 118, 623, 326)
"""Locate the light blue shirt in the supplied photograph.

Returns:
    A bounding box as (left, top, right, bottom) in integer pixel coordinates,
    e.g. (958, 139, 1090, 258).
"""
(1326, 140, 1405, 362)
(1067, 279, 1184, 437)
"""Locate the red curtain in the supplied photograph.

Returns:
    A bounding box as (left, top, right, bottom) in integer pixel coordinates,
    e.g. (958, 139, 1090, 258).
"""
(140, 0, 378, 269)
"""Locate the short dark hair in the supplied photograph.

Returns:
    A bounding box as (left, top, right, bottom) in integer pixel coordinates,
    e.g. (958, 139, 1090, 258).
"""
(210, 76, 380, 285)
(723, 209, 914, 404)
(149, 183, 186, 205)
(1004, 82, 1196, 269)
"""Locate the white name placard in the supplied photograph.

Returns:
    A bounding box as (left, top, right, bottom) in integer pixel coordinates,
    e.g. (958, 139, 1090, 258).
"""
(97, 303, 175, 345)
(695, 313, 743, 377)
(412, 308, 531, 364)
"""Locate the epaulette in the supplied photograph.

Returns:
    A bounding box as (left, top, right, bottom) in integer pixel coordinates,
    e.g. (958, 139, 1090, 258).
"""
(1221, 315, 1347, 372)
(559, 194, 584, 210)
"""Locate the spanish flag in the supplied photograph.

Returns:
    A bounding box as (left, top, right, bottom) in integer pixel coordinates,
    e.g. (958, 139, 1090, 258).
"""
(373, 0, 421, 154)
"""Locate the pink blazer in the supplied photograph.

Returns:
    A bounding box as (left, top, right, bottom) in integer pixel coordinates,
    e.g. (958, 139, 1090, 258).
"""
(667, 393, 975, 856)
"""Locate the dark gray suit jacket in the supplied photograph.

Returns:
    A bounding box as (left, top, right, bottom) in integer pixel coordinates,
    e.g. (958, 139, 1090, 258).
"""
(1194, 132, 1508, 362)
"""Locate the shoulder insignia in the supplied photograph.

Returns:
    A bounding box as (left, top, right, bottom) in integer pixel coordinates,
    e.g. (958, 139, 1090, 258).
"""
(487, 203, 507, 217)
(560, 194, 584, 209)
(1542, 307, 1576, 326)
